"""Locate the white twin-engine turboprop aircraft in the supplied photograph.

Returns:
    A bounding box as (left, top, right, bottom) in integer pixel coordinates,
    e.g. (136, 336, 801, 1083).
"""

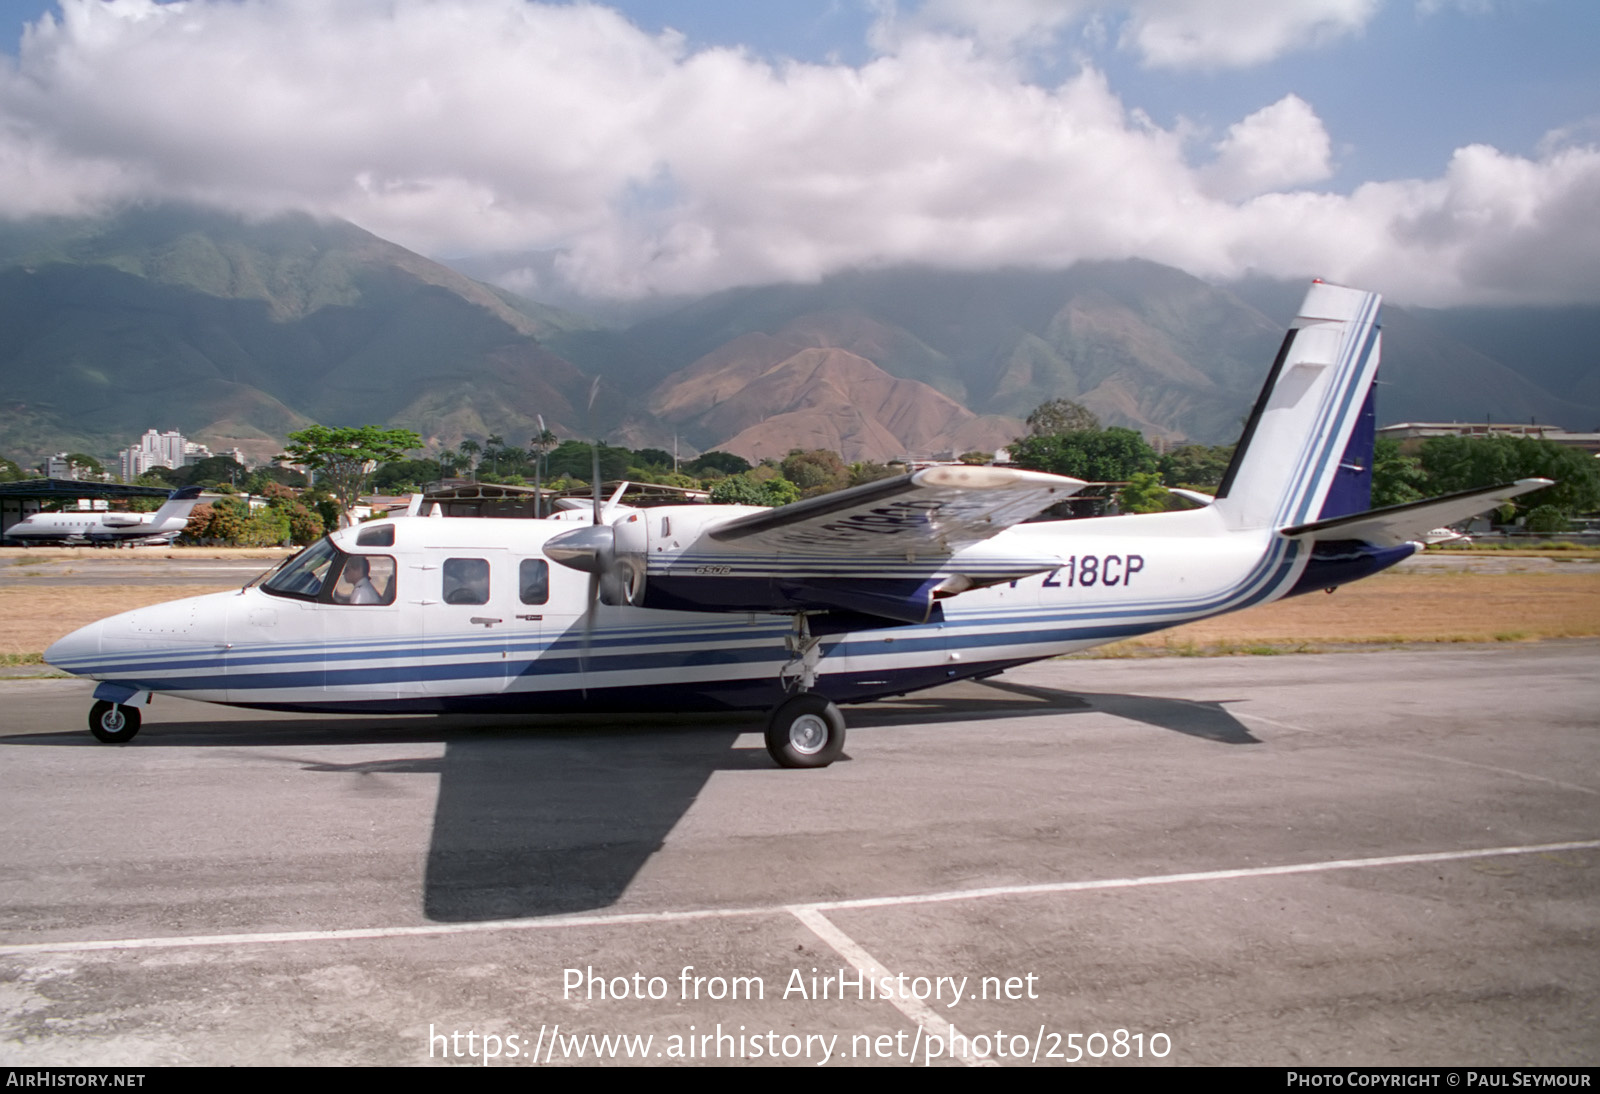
(46, 282, 1548, 765)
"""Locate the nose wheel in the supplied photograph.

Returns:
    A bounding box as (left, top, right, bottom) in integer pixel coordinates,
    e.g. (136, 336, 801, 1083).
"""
(88, 700, 141, 744)
(765, 692, 845, 768)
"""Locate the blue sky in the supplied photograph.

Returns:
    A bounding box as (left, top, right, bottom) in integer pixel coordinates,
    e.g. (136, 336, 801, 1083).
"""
(0, 1, 1596, 305)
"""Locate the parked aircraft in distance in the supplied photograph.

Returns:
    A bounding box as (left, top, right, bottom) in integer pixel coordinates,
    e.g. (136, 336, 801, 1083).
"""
(46, 283, 1548, 765)
(7, 486, 204, 546)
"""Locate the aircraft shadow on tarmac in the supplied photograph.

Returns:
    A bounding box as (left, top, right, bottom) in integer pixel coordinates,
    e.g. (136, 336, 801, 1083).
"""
(4, 680, 1255, 921)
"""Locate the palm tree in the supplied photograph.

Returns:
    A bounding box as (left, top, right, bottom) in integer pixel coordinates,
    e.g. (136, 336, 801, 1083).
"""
(457, 439, 481, 480)
(530, 422, 556, 517)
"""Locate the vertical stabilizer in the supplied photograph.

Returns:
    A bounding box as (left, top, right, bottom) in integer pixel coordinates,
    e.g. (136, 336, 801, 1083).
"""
(150, 485, 205, 526)
(1212, 282, 1381, 531)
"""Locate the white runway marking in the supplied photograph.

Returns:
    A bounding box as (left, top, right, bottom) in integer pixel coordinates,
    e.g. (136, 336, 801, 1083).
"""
(1379, 748, 1599, 796)
(1, 838, 1594, 958)
(790, 906, 995, 1067)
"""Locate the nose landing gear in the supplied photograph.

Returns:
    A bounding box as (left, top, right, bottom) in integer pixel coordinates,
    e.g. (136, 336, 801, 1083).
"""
(88, 700, 141, 744)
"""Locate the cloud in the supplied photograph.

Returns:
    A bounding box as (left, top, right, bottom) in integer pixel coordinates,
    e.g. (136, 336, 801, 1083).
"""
(1200, 94, 1333, 200)
(0, 0, 1594, 307)
(1117, 0, 1379, 69)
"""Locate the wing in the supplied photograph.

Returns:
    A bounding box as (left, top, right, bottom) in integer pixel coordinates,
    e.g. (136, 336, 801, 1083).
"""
(633, 466, 1084, 625)
(707, 465, 1083, 557)
(1280, 478, 1551, 547)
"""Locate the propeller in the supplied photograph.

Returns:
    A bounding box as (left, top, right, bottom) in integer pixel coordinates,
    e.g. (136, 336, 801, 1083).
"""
(542, 381, 650, 692)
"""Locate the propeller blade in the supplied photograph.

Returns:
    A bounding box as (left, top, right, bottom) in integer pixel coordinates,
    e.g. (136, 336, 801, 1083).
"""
(581, 569, 599, 697)
(603, 480, 629, 520)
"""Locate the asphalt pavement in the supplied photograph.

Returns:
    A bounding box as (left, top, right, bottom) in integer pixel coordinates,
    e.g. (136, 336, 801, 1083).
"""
(1, 644, 1595, 1066)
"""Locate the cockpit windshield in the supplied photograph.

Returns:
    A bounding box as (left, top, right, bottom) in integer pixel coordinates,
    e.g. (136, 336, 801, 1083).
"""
(244, 551, 298, 591)
(261, 538, 342, 600)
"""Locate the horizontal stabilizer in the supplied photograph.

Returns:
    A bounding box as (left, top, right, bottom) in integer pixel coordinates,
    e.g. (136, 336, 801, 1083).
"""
(1279, 479, 1552, 547)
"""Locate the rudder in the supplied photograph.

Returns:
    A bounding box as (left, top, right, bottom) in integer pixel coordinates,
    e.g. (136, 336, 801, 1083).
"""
(1212, 281, 1382, 532)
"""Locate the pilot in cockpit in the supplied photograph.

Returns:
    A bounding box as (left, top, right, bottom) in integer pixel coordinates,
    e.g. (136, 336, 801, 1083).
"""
(338, 556, 381, 605)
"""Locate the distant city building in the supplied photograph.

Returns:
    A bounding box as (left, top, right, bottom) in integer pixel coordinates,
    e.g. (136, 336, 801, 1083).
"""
(1377, 422, 1600, 457)
(40, 453, 112, 481)
(118, 428, 225, 482)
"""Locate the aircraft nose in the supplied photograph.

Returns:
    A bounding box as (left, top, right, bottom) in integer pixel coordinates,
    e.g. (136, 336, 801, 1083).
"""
(45, 619, 105, 675)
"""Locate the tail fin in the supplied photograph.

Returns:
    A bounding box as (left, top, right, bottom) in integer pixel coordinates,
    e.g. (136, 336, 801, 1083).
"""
(152, 485, 204, 525)
(1212, 281, 1382, 532)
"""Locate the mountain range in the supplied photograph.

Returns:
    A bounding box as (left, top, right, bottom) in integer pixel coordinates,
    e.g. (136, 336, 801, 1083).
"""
(0, 204, 1594, 468)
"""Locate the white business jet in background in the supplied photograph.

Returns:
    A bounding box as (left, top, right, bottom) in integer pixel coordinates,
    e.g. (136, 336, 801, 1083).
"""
(8, 485, 205, 546)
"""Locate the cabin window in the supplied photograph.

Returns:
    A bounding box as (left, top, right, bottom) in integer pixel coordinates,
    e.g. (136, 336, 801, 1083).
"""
(331, 555, 396, 605)
(519, 559, 549, 605)
(356, 523, 395, 547)
(261, 538, 341, 600)
(442, 557, 490, 605)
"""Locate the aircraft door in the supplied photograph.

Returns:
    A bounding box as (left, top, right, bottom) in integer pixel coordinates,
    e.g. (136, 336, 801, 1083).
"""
(321, 551, 405, 702)
(418, 547, 511, 699)
(503, 556, 548, 696)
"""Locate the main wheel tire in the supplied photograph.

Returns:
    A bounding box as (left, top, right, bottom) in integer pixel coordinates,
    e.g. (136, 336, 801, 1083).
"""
(765, 692, 845, 769)
(88, 700, 140, 744)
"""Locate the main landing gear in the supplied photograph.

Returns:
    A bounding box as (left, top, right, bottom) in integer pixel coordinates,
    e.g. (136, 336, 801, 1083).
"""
(766, 692, 845, 768)
(88, 700, 141, 744)
(764, 615, 845, 769)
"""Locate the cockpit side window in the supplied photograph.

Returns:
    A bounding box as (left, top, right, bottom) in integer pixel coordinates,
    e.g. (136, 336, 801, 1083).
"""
(442, 557, 490, 605)
(261, 538, 341, 601)
(519, 559, 549, 605)
(356, 523, 395, 547)
(330, 555, 397, 605)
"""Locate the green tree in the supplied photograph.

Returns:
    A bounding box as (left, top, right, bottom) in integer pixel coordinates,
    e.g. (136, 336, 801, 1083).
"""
(244, 465, 307, 492)
(781, 449, 850, 498)
(1026, 400, 1101, 435)
(545, 441, 631, 485)
(710, 474, 800, 507)
(684, 451, 752, 478)
(1524, 505, 1570, 534)
(175, 455, 248, 489)
(0, 456, 24, 482)
(238, 504, 290, 547)
(371, 458, 442, 493)
(1009, 428, 1159, 483)
(136, 467, 183, 488)
(258, 481, 325, 545)
(1158, 445, 1235, 491)
(285, 502, 324, 546)
(528, 427, 557, 482)
(63, 453, 105, 477)
(183, 499, 247, 544)
(631, 448, 674, 471)
(849, 460, 899, 486)
(1419, 434, 1600, 516)
(277, 426, 422, 527)
(1370, 437, 1426, 508)
(1118, 471, 1170, 514)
